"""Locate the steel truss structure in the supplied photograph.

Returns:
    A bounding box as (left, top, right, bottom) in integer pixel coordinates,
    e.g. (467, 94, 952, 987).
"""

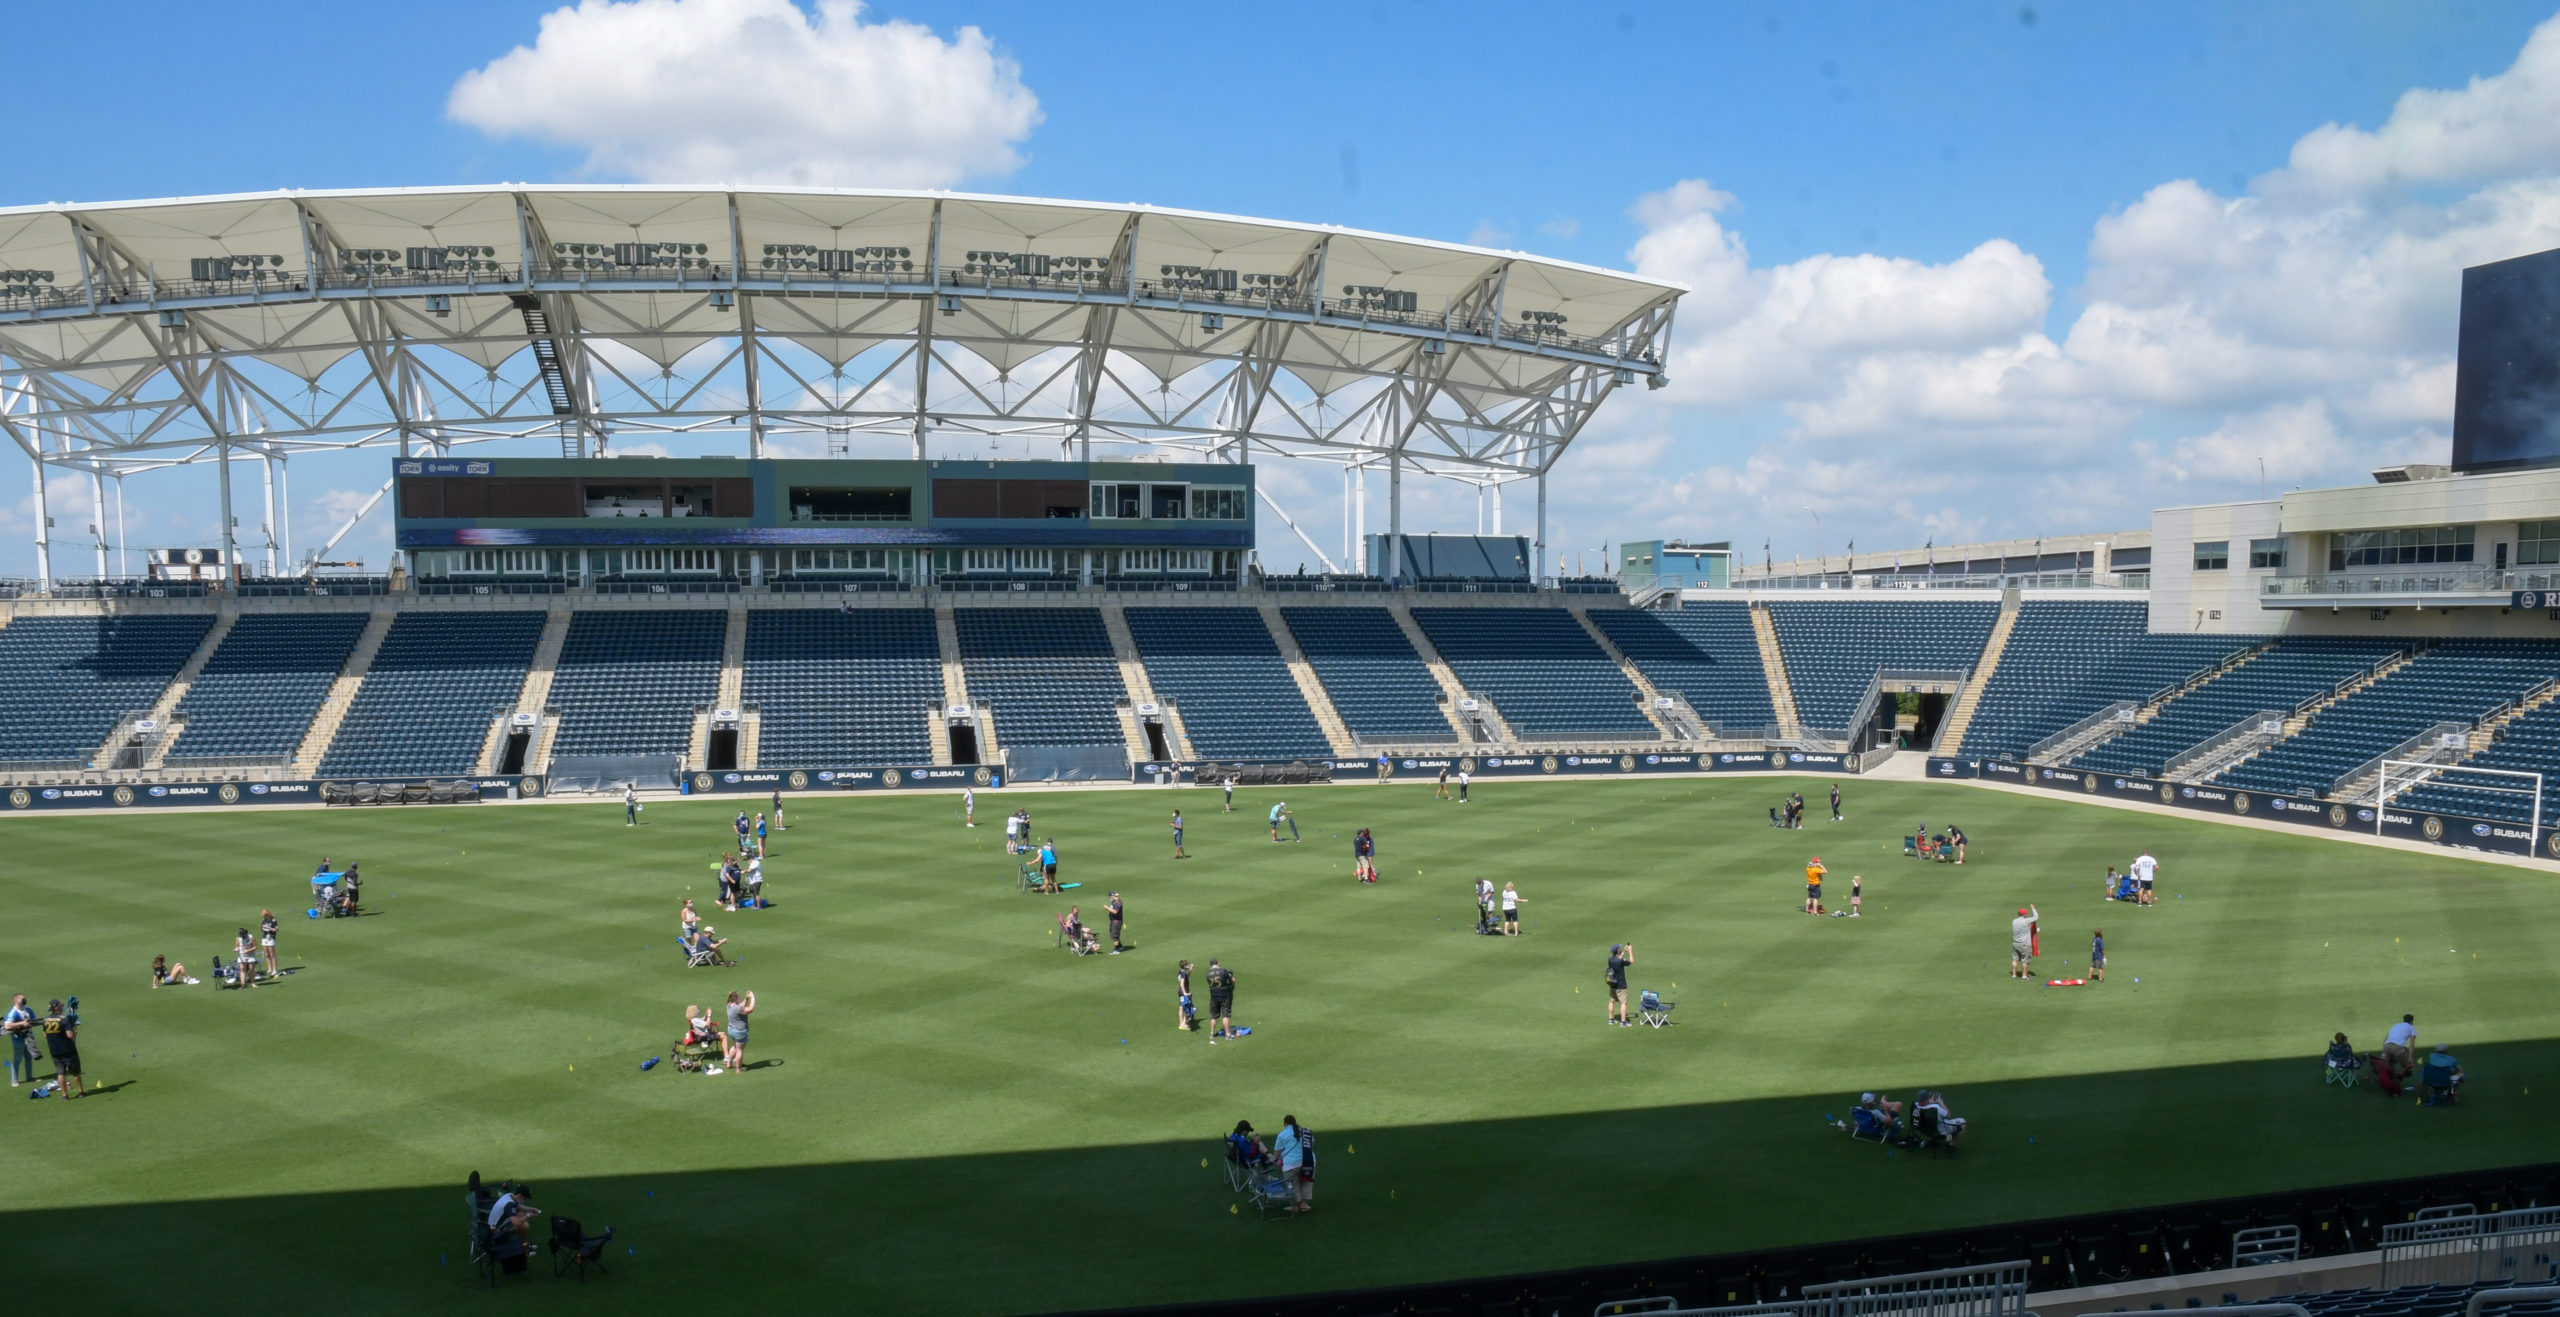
(0, 186, 1681, 584)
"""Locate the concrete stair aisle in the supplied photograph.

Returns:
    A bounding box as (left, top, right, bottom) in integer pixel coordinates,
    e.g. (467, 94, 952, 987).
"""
(2468, 680, 2560, 753)
(738, 709, 762, 770)
(1748, 602, 1805, 739)
(715, 606, 747, 712)
(134, 610, 239, 769)
(482, 608, 573, 775)
(933, 607, 971, 711)
(1932, 590, 2020, 756)
(1258, 603, 1357, 756)
(928, 708, 954, 766)
(288, 609, 396, 777)
(1389, 601, 1502, 746)
(1571, 604, 1680, 742)
(1100, 604, 1168, 764)
(685, 708, 714, 772)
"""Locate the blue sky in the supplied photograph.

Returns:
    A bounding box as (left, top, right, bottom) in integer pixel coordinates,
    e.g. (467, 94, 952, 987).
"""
(7, 0, 2560, 572)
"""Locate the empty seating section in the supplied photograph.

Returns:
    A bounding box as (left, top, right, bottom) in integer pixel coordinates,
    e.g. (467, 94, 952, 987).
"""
(548, 611, 726, 758)
(2214, 640, 2560, 796)
(1124, 607, 1329, 759)
(1588, 604, 1775, 734)
(1962, 602, 2253, 759)
(2402, 697, 2560, 827)
(954, 608, 1127, 748)
(0, 614, 212, 762)
(1410, 607, 1654, 739)
(1765, 601, 1997, 733)
(2067, 637, 2407, 778)
(2264, 1285, 2560, 1317)
(320, 612, 544, 777)
(167, 613, 370, 764)
(741, 609, 939, 764)
(1281, 607, 1455, 744)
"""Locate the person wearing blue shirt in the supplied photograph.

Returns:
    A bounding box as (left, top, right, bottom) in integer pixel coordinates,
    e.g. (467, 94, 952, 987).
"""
(3, 994, 34, 1087)
(2421, 1044, 2465, 1105)
(1268, 802, 1298, 843)
(1038, 839, 1059, 892)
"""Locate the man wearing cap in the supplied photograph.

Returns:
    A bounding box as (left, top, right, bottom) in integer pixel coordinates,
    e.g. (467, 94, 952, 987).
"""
(2420, 1042, 2464, 1105)
(2009, 904, 2039, 979)
(1804, 857, 1827, 915)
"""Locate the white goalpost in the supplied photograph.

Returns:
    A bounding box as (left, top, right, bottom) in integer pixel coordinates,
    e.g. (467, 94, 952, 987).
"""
(2375, 759, 2544, 853)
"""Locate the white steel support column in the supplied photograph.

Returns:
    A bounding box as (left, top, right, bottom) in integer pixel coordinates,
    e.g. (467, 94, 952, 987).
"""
(1340, 467, 1353, 566)
(1534, 473, 1547, 581)
(1492, 481, 1503, 535)
(261, 453, 280, 577)
(29, 451, 51, 590)
(88, 466, 108, 580)
(1353, 465, 1367, 573)
(1388, 453, 1401, 545)
(277, 457, 293, 568)
(114, 475, 128, 578)
(217, 443, 237, 584)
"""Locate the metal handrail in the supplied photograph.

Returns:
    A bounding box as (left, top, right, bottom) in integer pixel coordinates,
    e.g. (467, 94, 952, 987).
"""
(2026, 701, 2137, 763)
(2161, 709, 2284, 781)
(2466, 1286, 2560, 1317)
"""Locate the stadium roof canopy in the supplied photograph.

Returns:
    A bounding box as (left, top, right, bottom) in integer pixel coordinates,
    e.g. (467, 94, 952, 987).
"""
(0, 187, 1680, 516)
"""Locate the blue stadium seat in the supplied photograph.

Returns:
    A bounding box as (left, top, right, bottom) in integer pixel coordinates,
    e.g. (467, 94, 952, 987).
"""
(954, 607, 1128, 750)
(1962, 601, 2253, 760)
(1587, 603, 1776, 735)
(0, 613, 213, 762)
(167, 612, 369, 765)
(1410, 607, 1654, 739)
(2068, 637, 2407, 779)
(741, 609, 940, 765)
(1124, 607, 1328, 759)
(1280, 607, 1455, 744)
(548, 610, 726, 758)
(2215, 639, 2560, 797)
(1764, 600, 1998, 734)
(320, 611, 545, 777)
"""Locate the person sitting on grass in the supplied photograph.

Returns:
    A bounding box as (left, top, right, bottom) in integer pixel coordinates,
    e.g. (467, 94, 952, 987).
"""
(2326, 1032, 2360, 1078)
(1849, 1092, 1901, 1140)
(149, 955, 193, 988)
(2421, 1043, 2465, 1105)
(1915, 1090, 1965, 1143)
(1060, 907, 1101, 954)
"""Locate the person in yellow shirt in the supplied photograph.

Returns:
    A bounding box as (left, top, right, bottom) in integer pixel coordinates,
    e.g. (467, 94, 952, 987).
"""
(1804, 857, 1826, 915)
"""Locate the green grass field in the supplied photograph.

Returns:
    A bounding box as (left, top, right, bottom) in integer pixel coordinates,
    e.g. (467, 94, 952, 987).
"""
(16, 775, 2560, 1313)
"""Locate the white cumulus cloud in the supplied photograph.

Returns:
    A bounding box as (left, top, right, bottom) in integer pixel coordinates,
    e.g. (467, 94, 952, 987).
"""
(448, 0, 1041, 187)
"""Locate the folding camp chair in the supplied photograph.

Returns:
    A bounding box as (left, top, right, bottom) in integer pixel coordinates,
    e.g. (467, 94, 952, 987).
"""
(1221, 1139, 1295, 1217)
(680, 933, 731, 968)
(547, 1216, 614, 1281)
(1057, 914, 1100, 955)
(469, 1194, 530, 1286)
(1843, 1107, 1899, 1148)
(1912, 1105, 1959, 1156)
(2326, 1057, 2364, 1089)
(1639, 990, 1675, 1028)
(1903, 836, 1919, 857)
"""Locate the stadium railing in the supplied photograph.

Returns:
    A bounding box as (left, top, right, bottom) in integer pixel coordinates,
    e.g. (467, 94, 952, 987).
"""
(2024, 701, 2138, 763)
(2378, 1207, 2560, 1288)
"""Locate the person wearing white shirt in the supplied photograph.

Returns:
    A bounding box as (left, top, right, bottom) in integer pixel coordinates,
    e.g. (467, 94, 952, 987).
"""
(743, 854, 764, 905)
(2383, 1014, 2418, 1078)
(2130, 850, 2158, 906)
(963, 786, 976, 828)
(1500, 882, 1523, 935)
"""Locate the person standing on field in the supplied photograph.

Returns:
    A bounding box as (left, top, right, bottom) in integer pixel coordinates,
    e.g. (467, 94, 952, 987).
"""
(2010, 904, 2039, 979)
(1436, 764, 1451, 800)
(1501, 882, 1523, 935)
(2131, 848, 2157, 904)
(624, 783, 638, 826)
(1170, 811, 1188, 861)
(1206, 959, 1237, 1043)
(1606, 943, 1633, 1026)
(963, 785, 976, 828)
(1829, 781, 1843, 823)
(1222, 774, 1236, 813)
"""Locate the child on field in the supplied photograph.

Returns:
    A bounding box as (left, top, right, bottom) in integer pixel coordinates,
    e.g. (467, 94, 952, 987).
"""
(2090, 929, 2106, 982)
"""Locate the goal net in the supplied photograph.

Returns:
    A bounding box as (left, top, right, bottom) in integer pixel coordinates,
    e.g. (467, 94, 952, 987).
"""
(2376, 758, 2544, 850)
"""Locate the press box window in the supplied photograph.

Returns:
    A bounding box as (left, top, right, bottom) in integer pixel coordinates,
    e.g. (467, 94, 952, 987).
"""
(2518, 521, 2560, 567)
(1188, 487, 1247, 520)
(2326, 526, 2475, 570)
(1090, 483, 1142, 519)
(2247, 538, 2285, 570)
(2193, 541, 2229, 571)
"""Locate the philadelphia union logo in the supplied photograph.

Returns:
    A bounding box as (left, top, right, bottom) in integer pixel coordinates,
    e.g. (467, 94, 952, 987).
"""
(2422, 816, 2444, 841)
(1618, 754, 1635, 772)
(1540, 755, 1559, 773)
(113, 785, 135, 806)
(2233, 792, 2251, 816)
(7, 789, 25, 809)
(787, 771, 808, 790)
(2081, 773, 2098, 794)
(693, 772, 713, 792)
(973, 766, 992, 786)
(2158, 784, 2175, 805)
(2329, 804, 2348, 827)
(1460, 757, 1478, 774)
(520, 777, 543, 797)
(218, 783, 240, 804)
(886, 769, 903, 784)
(2547, 831, 2560, 859)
